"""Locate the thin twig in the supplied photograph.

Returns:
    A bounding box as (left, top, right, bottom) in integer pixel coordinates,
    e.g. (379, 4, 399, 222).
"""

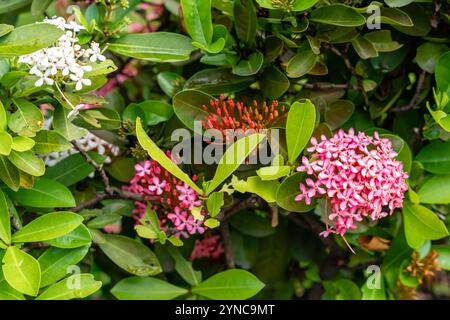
(390, 71, 427, 113)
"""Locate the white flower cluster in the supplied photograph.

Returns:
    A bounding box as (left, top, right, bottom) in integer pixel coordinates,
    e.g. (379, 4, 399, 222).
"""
(18, 17, 106, 91)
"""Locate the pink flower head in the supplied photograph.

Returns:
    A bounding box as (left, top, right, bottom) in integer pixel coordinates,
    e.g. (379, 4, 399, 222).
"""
(296, 128, 408, 237)
(190, 235, 224, 260)
(124, 151, 205, 238)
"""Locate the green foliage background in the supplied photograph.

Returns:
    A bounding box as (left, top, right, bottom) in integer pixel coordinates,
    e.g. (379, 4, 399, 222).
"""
(0, 0, 449, 300)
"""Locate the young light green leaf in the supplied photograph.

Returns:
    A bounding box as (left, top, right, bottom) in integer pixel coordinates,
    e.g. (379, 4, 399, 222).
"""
(8, 99, 43, 137)
(286, 100, 316, 163)
(417, 174, 450, 204)
(46, 224, 92, 249)
(192, 269, 265, 300)
(0, 155, 20, 191)
(2, 246, 41, 296)
(136, 117, 203, 195)
(33, 131, 71, 154)
(167, 245, 202, 286)
(0, 131, 12, 155)
(8, 150, 45, 176)
(180, 0, 213, 46)
(0, 279, 25, 300)
(11, 136, 35, 152)
(111, 276, 188, 300)
(205, 133, 264, 195)
(36, 274, 102, 300)
(12, 212, 82, 243)
(256, 165, 291, 181)
(206, 192, 224, 217)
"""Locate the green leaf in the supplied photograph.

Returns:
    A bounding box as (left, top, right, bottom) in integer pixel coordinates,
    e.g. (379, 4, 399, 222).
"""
(0, 279, 25, 300)
(111, 276, 187, 300)
(0, 23, 63, 57)
(415, 42, 448, 74)
(0, 131, 12, 156)
(46, 224, 92, 249)
(108, 32, 196, 62)
(384, 0, 415, 7)
(256, 0, 318, 12)
(310, 4, 365, 27)
(415, 140, 450, 174)
(181, 0, 213, 46)
(8, 99, 43, 137)
(233, 176, 279, 203)
(351, 35, 378, 59)
(286, 45, 317, 78)
(364, 30, 403, 53)
(256, 165, 291, 180)
(167, 246, 201, 286)
(31, 0, 52, 17)
(36, 274, 102, 300)
(324, 100, 355, 130)
(417, 175, 450, 204)
(0, 189, 11, 244)
(229, 210, 275, 238)
(172, 89, 211, 131)
(185, 68, 255, 94)
(11, 136, 35, 152)
(403, 202, 449, 249)
(0, 24, 13, 38)
(276, 172, 315, 212)
(123, 100, 174, 126)
(361, 277, 386, 300)
(12, 212, 83, 243)
(136, 117, 203, 195)
(205, 133, 264, 194)
(2, 246, 41, 296)
(234, 0, 257, 44)
(392, 4, 431, 36)
(97, 234, 162, 277)
(435, 51, 450, 94)
(44, 152, 103, 187)
(53, 106, 87, 141)
(433, 245, 450, 271)
(204, 218, 220, 228)
(0, 100, 6, 131)
(206, 191, 224, 217)
(232, 51, 264, 76)
(0, 0, 31, 14)
(380, 7, 413, 27)
(156, 71, 185, 97)
(260, 66, 290, 99)
(0, 155, 20, 191)
(8, 150, 45, 177)
(9, 178, 76, 208)
(192, 269, 264, 300)
(33, 130, 71, 154)
(38, 246, 89, 288)
(286, 100, 316, 163)
(105, 157, 135, 183)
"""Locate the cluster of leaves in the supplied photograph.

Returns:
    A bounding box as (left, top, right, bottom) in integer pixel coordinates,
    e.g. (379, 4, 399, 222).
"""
(0, 0, 449, 300)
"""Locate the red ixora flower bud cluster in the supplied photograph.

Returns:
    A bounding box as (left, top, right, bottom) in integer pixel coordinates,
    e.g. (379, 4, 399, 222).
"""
(296, 128, 409, 237)
(124, 151, 205, 238)
(201, 95, 287, 135)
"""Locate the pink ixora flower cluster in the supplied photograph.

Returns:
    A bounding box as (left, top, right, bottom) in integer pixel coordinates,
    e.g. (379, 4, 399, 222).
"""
(295, 128, 408, 237)
(124, 152, 205, 238)
(190, 235, 224, 261)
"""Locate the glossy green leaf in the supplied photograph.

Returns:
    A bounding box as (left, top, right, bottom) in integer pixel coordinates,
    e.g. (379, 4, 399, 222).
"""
(325, 100, 355, 130)
(415, 42, 448, 74)
(33, 131, 71, 154)
(233, 176, 279, 203)
(123, 100, 173, 126)
(416, 141, 450, 174)
(310, 4, 365, 27)
(8, 150, 45, 177)
(260, 66, 290, 99)
(0, 189, 11, 244)
(46, 224, 92, 249)
(111, 276, 187, 300)
(0, 279, 25, 300)
(108, 32, 196, 62)
(52, 106, 87, 141)
(232, 51, 263, 76)
(0, 0, 31, 14)
(417, 175, 450, 204)
(38, 246, 89, 288)
(206, 191, 224, 217)
(234, 0, 257, 43)
(2, 246, 41, 296)
(31, 0, 52, 17)
(351, 35, 378, 59)
(9, 178, 76, 208)
(181, 0, 213, 46)
(8, 99, 43, 137)
(97, 234, 162, 277)
(435, 51, 450, 93)
(192, 269, 264, 300)
(380, 7, 413, 27)
(11, 136, 35, 152)
(36, 274, 101, 300)
(172, 89, 211, 131)
(286, 100, 316, 163)
(0, 131, 12, 156)
(167, 246, 201, 286)
(12, 212, 83, 243)
(185, 68, 255, 94)
(403, 202, 449, 249)
(0, 23, 63, 57)
(0, 155, 20, 191)
(286, 45, 317, 78)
